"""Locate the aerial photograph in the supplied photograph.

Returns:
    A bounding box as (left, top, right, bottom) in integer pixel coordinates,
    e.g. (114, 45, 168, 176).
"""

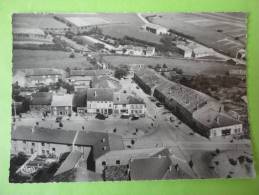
(10, 12, 255, 183)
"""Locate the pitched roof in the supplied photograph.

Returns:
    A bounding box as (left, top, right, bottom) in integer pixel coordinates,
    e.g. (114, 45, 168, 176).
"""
(12, 126, 76, 145)
(87, 88, 113, 102)
(25, 68, 65, 77)
(54, 150, 83, 176)
(31, 92, 52, 105)
(70, 70, 97, 77)
(130, 156, 172, 180)
(51, 94, 74, 107)
(72, 90, 87, 107)
(113, 93, 144, 105)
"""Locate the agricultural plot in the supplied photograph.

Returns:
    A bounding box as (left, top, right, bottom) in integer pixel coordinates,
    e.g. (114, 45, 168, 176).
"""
(13, 49, 94, 70)
(103, 55, 244, 76)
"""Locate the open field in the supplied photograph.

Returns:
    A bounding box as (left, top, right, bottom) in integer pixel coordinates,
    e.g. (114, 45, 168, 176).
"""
(13, 49, 94, 70)
(13, 14, 68, 29)
(143, 13, 247, 57)
(103, 55, 245, 75)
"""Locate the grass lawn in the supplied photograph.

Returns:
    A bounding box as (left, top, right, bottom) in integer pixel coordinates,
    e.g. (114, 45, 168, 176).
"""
(103, 55, 244, 75)
(13, 49, 95, 70)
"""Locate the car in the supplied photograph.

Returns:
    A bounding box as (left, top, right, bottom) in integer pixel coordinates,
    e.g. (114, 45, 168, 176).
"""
(156, 102, 163, 107)
(55, 116, 62, 123)
(131, 114, 139, 120)
(95, 113, 106, 120)
(121, 113, 130, 119)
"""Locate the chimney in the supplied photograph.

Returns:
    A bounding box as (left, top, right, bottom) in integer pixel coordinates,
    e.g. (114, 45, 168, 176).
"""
(216, 115, 220, 124)
(31, 125, 35, 133)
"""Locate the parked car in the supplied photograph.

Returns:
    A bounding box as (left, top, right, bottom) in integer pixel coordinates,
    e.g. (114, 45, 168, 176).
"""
(131, 114, 139, 120)
(55, 116, 62, 123)
(95, 113, 106, 120)
(156, 102, 163, 107)
(121, 113, 130, 119)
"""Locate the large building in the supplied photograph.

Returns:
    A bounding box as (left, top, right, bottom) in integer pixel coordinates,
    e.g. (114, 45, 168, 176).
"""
(11, 126, 123, 171)
(86, 88, 114, 115)
(143, 23, 169, 35)
(13, 28, 53, 44)
(24, 68, 66, 87)
(135, 68, 243, 138)
(51, 94, 74, 116)
(113, 93, 146, 116)
(30, 92, 53, 113)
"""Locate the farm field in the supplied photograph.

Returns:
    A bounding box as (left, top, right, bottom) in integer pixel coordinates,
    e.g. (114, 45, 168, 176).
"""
(143, 13, 247, 58)
(13, 14, 68, 29)
(13, 49, 94, 70)
(103, 55, 245, 76)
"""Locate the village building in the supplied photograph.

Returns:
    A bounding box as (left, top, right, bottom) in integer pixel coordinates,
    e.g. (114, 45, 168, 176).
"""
(135, 68, 243, 138)
(30, 92, 53, 113)
(25, 68, 65, 87)
(95, 147, 168, 174)
(143, 23, 168, 35)
(86, 88, 114, 115)
(11, 126, 124, 172)
(13, 28, 53, 44)
(113, 93, 146, 116)
(51, 94, 74, 115)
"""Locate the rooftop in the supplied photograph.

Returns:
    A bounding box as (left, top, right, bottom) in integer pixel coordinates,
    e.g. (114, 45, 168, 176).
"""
(113, 93, 145, 105)
(65, 17, 109, 27)
(51, 94, 74, 107)
(130, 156, 172, 180)
(70, 69, 109, 77)
(31, 92, 53, 105)
(144, 23, 168, 30)
(87, 88, 113, 102)
(193, 107, 241, 129)
(54, 150, 83, 176)
(25, 68, 65, 77)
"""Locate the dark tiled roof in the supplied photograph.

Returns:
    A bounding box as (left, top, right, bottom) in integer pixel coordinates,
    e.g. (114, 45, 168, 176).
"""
(72, 90, 87, 107)
(87, 88, 113, 102)
(25, 68, 64, 77)
(31, 92, 52, 105)
(70, 69, 109, 77)
(130, 156, 172, 180)
(54, 150, 83, 176)
(12, 126, 76, 145)
(113, 93, 144, 105)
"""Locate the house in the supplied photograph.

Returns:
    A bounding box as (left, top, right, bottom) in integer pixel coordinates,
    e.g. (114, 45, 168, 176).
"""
(25, 68, 65, 87)
(143, 23, 168, 35)
(144, 47, 156, 56)
(113, 93, 146, 116)
(135, 68, 243, 138)
(86, 88, 113, 115)
(51, 94, 74, 115)
(95, 147, 167, 174)
(11, 126, 123, 171)
(124, 46, 144, 56)
(30, 92, 53, 112)
(13, 28, 53, 44)
(72, 90, 87, 114)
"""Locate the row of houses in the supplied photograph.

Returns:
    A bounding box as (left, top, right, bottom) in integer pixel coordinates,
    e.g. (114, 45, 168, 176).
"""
(134, 68, 243, 138)
(12, 125, 189, 180)
(29, 88, 146, 117)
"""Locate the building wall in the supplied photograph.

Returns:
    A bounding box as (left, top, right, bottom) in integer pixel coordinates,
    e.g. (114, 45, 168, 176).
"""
(133, 74, 152, 95)
(26, 75, 61, 86)
(11, 140, 72, 158)
(51, 106, 73, 115)
(209, 124, 243, 138)
(87, 101, 113, 114)
(30, 105, 50, 113)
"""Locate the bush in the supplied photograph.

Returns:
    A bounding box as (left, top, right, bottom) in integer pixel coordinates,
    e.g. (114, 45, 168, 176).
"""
(229, 158, 237, 166)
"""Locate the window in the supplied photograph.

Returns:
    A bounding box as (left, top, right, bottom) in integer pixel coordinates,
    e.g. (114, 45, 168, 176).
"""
(222, 129, 231, 136)
(101, 138, 106, 143)
(102, 146, 107, 151)
(32, 142, 35, 146)
(116, 160, 120, 165)
(23, 141, 26, 144)
(52, 148, 56, 151)
(102, 161, 106, 166)
(41, 143, 45, 146)
(42, 150, 45, 154)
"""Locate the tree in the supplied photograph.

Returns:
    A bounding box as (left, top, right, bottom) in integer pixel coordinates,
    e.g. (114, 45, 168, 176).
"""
(65, 31, 75, 39)
(114, 67, 129, 80)
(162, 63, 168, 69)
